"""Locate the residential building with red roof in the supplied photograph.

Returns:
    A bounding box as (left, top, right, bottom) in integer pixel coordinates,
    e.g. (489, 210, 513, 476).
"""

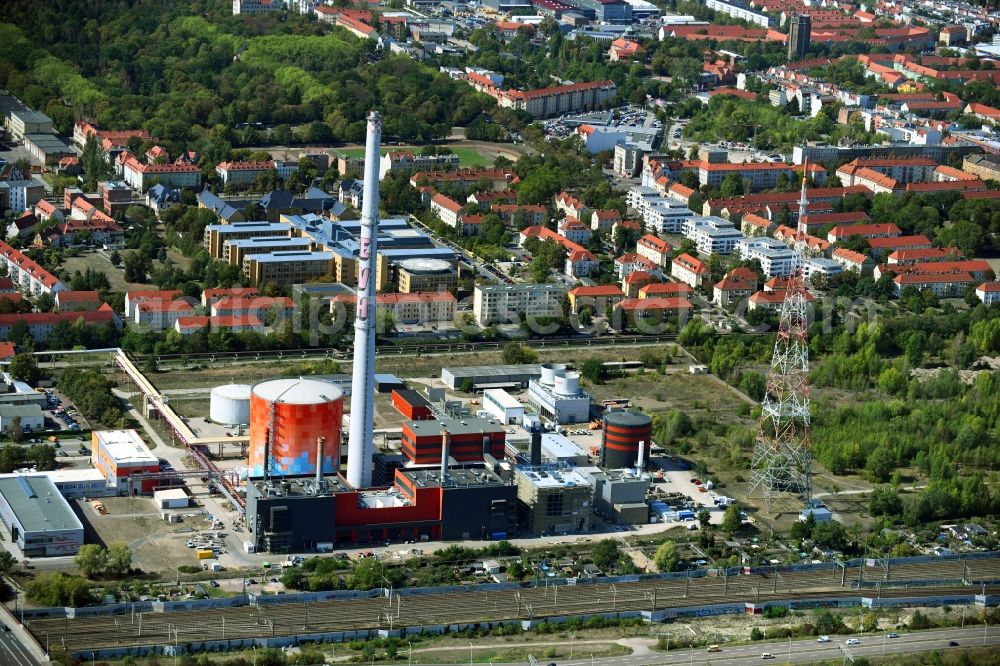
(331, 292, 456, 326)
(124, 289, 183, 319)
(468, 190, 517, 206)
(201, 287, 259, 308)
(410, 168, 517, 192)
(867, 234, 932, 259)
(964, 103, 1000, 125)
(887, 247, 960, 265)
(0, 341, 15, 362)
(904, 180, 987, 194)
(0, 278, 15, 294)
(893, 272, 976, 298)
(874, 260, 994, 283)
(622, 270, 659, 298)
(636, 234, 673, 269)
(613, 297, 694, 331)
(337, 13, 379, 39)
(520, 226, 598, 277)
(832, 247, 872, 274)
(490, 204, 546, 227)
(797, 210, 869, 234)
(5, 212, 38, 241)
(568, 285, 625, 314)
(976, 282, 1000, 306)
(0, 306, 119, 343)
(749, 289, 815, 312)
(33, 199, 64, 223)
(608, 38, 643, 62)
(174, 315, 266, 336)
(0, 241, 64, 296)
(210, 296, 296, 322)
(134, 299, 195, 331)
(615, 252, 658, 280)
(496, 21, 535, 39)
(709, 87, 758, 102)
(590, 209, 621, 233)
(555, 192, 589, 220)
(430, 193, 465, 229)
(638, 282, 694, 299)
(671, 253, 708, 289)
(493, 80, 616, 118)
(55, 290, 102, 313)
(714, 267, 758, 308)
(827, 223, 900, 243)
(122, 155, 202, 191)
(703, 186, 871, 217)
(558, 216, 592, 245)
(933, 165, 979, 182)
(215, 160, 275, 187)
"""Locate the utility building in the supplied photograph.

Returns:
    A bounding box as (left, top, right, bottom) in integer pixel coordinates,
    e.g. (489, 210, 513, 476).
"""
(0, 475, 84, 556)
(514, 464, 593, 535)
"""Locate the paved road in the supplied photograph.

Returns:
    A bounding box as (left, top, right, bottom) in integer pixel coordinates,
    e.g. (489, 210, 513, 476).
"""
(489, 627, 999, 666)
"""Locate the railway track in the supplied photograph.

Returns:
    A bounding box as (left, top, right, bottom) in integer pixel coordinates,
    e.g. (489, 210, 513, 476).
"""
(27, 556, 1000, 654)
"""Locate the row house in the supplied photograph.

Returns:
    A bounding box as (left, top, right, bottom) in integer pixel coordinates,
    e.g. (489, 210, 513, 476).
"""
(175, 315, 267, 336)
(893, 272, 975, 298)
(0, 306, 119, 343)
(431, 193, 464, 229)
(467, 190, 517, 206)
(875, 260, 993, 283)
(623, 270, 658, 298)
(202, 287, 259, 308)
(38, 218, 124, 248)
(964, 103, 1000, 125)
(887, 247, 960, 265)
(827, 223, 900, 243)
(495, 81, 616, 119)
(850, 168, 902, 195)
(797, 210, 869, 235)
(702, 186, 871, 217)
(696, 162, 796, 190)
(741, 213, 775, 238)
(614, 252, 658, 280)
(410, 168, 517, 193)
(211, 296, 297, 322)
(932, 165, 979, 182)
(54, 290, 102, 313)
(713, 267, 758, 308)
(567, 285, 625, 315)
(748, 288, 815, 313)
(867, 234, 932, 260)
(671, 253, 708, 289)
(836, 158, 937, 187)
(613, 297, 694, 332)
(639, 282, 694, 299)
(72, 121, 151, 150)
(772, 226, 830, 257)
(0, 241, 64, 296)
(636, 234, 672, 269)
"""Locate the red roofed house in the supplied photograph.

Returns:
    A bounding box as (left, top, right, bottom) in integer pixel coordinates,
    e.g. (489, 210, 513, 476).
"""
(591, 209, 621, 233)
(832, 248, 872, 274)
(827, 223, 900, 243)
(939, 25, 967, 46)
(122, 154, 201, 191)
(125, 289, 183, 319)
(490, 203, 546, 227)
(976, 282, 1000, 306)
(639, 282, 695, 299)
(671, 253, 708, 289)
(615, 252, 658, 280)
(0, 240, 64, 296)
(0, 306, 119, 343)
(887, 247, 960, 265)
(749, 289, 815, 313)
(613, 297, 694, 332)
(558, 216, 592, 245)
(867, 234, 932, 259)
(210, 296, 297, 322)
(331, 292, 456, 326)
(174, 315, 266, 336)
(55, 290, 102, 313)
(932, 165, 980, 182)
(893, 272, 975, 298)
(623, 270, 658, 298)
(337, 13, 379, 40)
(713, 267, 758, 308)
(496, 80, 617, 119)
(496, 20, 535, 39)
(964, 103, 1000, 124)
(215, 160, 275, 187)
(34, 200, 64, 224)
(797, 211, 869, 234)
(555, 192, 589, 219)
(608, 39, 643, 62)
(566, 248, 600, 278)
(635, 234, 673, 269)
(430, 193, 465, 229)
(568, 285, 625, 315)
(201, 287, 260, 308)
(0, 341, 15, 362)
(134, 299, 195, 331)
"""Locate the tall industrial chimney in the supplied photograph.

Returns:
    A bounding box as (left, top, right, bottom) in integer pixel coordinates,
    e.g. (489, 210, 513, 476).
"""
(440, 430, 451, 480)
(529, 429, 542, 466)
(315, 436, 326, 487)
(346, 111, 381, 490)
(636, 440, 646, 473)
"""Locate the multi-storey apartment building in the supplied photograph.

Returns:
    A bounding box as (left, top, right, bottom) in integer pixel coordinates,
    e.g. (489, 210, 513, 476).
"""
(473, 283, 566, 327)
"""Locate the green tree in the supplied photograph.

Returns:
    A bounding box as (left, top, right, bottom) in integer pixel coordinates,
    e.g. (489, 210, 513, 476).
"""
(869, 486, 903, 517)
(26, 572, 93, 607)
(722, 503, 742, 535)
(865, 445, 895, 483)
(501, 342, 539, 364)
(107, 542, 132, 576)
(653, 541, 679, 572)
(7, 353, 40, 384)
(697, 509, 711, 528)
(591, 539, 621, 569)
(74, 544, 109, 578)
(351, 557, 400, 591)
(581, 358, 604, 384)
(0, 551, 16, 573)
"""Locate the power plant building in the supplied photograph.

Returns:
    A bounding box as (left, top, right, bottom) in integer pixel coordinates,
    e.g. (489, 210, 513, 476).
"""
(514, 464, 593, 535)
(247, 378, 343, 478)
(91, 430, 160, 494)
(589, 469, 651, 525)
(441, 364, 543, 391)
(527, 363, 591, 424)
(400, 417, 506, 465)
(482, 388, 524, 425)
(245, 466, 517, 551)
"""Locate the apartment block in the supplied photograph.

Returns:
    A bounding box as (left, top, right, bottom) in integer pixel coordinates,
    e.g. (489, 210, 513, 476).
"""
(473, 283, 566, 327)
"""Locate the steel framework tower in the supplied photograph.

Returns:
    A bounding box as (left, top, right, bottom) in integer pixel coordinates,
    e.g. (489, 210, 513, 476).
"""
(747, 166, 813, 508)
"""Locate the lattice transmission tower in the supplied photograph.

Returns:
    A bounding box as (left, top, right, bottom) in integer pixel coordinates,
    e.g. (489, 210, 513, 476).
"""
(747, 161, 813, 509)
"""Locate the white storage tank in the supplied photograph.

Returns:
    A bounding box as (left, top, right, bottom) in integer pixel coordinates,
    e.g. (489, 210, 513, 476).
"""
(540, 363, 564, 386)
(210, 384, 252, 425)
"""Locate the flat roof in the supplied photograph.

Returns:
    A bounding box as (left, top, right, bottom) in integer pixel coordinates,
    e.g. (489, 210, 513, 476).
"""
(0, 475, 83, 532)
(24, 134, 73, 153)
(250, 475, 350, 497)
(402, 466, 508, 488)
(406, 416, 505, 437)
(246, 250, 333, 263)
(226, 237, 311, 249)
(0, 404, 42, 418)
(11, 109, 52, 124)
(443, 364, 543, 379)
(153, 488, 188, 500)
(206, 222, 291, 233)
(541, 433, 587, 459)
(515, 464, 590, 489)
(42, 468, 107, 484)
(483, 388, 521, 410)
(94, 430, 157, 466)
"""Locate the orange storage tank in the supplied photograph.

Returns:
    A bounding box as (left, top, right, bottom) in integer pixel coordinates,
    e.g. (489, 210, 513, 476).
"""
(248, 378, 343, 477)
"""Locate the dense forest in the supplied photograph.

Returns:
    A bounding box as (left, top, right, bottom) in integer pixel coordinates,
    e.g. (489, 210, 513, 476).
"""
(0, 0, 494, 163)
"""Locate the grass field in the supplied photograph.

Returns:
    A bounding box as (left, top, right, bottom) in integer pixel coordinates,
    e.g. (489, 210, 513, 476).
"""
(335, 145, 495, 167)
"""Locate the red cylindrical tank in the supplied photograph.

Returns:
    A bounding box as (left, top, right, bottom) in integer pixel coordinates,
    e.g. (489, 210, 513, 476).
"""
(248, 378, 343, 477)
(600, 411, 652, 469)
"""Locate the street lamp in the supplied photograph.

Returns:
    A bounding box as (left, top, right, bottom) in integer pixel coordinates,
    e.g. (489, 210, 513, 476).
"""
(409, 640, 412, 666)
(470, 640, 474, 665)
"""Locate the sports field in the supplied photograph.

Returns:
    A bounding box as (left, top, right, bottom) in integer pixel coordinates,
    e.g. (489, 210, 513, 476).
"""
(335, 145, 495, 167)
